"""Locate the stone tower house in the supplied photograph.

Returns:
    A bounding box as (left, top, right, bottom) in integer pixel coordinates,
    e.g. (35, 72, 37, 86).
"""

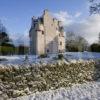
(29, 10, 65, 55)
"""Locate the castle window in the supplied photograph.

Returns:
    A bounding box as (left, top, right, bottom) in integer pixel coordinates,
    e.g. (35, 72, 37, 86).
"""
(47, 49, 49, 53)
(42, 31, 44, 35)
(34, 24, 36, 28)
(60, 42, 62, 45)
(40, 18, 43, 24)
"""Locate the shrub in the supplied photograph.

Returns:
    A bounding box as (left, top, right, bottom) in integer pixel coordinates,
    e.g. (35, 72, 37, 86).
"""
(39, 54, 48, 58)
(58, 54, 64, 60)
(90, 43, 100, 52)
(0, 46, 15, 55)
(17, 45, 29, 55)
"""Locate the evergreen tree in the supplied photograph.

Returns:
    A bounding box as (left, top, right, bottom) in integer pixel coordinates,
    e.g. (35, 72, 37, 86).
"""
(0, 21, 15, 55)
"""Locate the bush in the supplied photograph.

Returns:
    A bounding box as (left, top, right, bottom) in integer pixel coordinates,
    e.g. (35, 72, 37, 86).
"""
(0, 46, 15, 55)
(58, 54, 64, 60)
(90, 43, 100, 52)
(17, 45, 29, 55)
(66, 45, 79, 52)
(39, 54, 48, 58)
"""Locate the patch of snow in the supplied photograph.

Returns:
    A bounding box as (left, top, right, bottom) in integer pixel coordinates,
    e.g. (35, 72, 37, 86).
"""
(0, 52, 100, 65)
(65, 52, 100, 60)
(10, 81, 100, 100)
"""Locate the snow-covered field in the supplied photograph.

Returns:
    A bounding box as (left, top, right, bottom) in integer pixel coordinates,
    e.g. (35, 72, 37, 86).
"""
(0, 52, 100, 65)
(65, 52, 100, 60)
(10, 81, 100, 100)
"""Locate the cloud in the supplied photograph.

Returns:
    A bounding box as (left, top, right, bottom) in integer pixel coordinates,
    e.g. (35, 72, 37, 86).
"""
(53, 11, 73, 26)
(54, 11, 100, 44)
(66, 14, 100, 43)
(9, 29, 29, 46)
(75, 12, 82, 18)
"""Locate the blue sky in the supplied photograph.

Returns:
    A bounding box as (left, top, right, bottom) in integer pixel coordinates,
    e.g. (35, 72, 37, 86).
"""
(0, 0, 100, 45)
(0, 0, 87, 33)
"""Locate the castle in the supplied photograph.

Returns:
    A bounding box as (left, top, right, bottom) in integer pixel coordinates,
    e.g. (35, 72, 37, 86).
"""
(29, 10, 65, 55)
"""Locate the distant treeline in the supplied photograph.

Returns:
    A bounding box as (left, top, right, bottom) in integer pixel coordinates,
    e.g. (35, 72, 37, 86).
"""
(0, 25, 29, 55)
(0, 45, 29, 55)
(90, 43, 100, 52)
(66, 42, 100, 52)
(66, 31, 100, 52)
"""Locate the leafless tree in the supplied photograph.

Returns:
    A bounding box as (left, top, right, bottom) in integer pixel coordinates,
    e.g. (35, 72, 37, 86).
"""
(89, 0, 100, 14)
(66, 31, 88, 51)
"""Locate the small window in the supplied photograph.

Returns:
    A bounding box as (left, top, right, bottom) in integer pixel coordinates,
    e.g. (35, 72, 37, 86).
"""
(42, 31, 44, 35)
(34, 24, 36, 28)
(47, 49, 49, 52)
(60, 42, 62, 45)
(40, 18, 43, 24)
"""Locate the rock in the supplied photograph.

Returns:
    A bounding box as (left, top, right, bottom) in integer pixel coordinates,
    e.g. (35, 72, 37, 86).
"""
(1, 93, 8, 99)
(0, 91, 3, 95)
(13, 90, 25, 97)
(78, 73, 83, 77)
(0, 97, 4, 100)
(24, 87, 31, 94)
(87, 76, 92, 81)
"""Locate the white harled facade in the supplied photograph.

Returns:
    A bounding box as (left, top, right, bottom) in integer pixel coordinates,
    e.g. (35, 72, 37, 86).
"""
(29, 10, 65, 55)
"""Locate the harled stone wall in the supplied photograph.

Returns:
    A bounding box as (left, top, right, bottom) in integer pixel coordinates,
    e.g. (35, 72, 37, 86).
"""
(29, 10, 65, 55)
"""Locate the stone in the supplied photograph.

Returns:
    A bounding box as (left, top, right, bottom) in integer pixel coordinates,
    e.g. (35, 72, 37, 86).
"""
(0, 91, 3, 95)
(24, 87, 31, 94)
(13, 90, 25, 97)
(1, 93, 8, 99)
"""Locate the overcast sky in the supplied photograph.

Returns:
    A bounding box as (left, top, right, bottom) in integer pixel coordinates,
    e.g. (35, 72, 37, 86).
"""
(0, 0, 100, 45)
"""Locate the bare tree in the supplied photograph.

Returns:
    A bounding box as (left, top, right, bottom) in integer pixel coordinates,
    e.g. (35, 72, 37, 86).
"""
(76, 36, 89, 51)
(66, 31, 88, 51)
(89, 0, 100, 14)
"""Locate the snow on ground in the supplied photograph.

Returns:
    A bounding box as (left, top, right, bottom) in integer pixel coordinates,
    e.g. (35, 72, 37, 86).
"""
(65, 52, 100, 60)
(0, 52, 100, 65)
(10, 81, 100, 100)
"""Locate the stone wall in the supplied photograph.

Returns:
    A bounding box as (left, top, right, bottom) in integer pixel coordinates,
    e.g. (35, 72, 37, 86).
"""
(0, 60, 99, 99)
